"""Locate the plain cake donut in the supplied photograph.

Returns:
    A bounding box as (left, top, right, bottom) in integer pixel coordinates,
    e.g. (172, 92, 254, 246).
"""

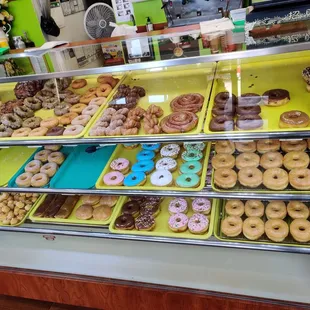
(260, 152, 283, 170)
(263, 168, 288, 190)
(242, 217, 265, 240)
(287, 201, 309, 219)
(238, 167, 263, 188)
(266, 201, 287, 220)
(225, 200, 244, 217)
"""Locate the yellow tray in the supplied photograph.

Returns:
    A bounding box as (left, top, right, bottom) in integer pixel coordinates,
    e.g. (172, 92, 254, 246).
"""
(85, 64, 215, 139)
(214, 199, 310, 248)
(29, 194, 120, 226)
(109, 196, 216, 239)
(204, 51, 310, 135)
(95, 143, 210, 191)
(0, 74, 124, 141)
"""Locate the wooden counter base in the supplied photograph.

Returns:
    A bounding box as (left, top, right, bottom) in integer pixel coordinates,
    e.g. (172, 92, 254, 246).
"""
(0, 267, 306, 310)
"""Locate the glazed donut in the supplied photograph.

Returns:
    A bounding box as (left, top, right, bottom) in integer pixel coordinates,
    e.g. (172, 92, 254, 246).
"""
(171, 93, 204, 113)
(160, 111, 198, 134)
(13, 105, 34, 118)
(235, 141, 256, 153)
(0, 125, 13, 137)
(25, 160, 42, 174)
(290, 219, 310, 242)
(71, 115, 91, 126)
(42, 97, 59, 110)
(265, 219, 289, 242)
(279, 110, 310, 128)
(214, 92, 237, 107)
(1, 114, 22, 129)
(89, 97, 107, 106)
(243, 217, 265, 240)
(211, 153, 235, 170)
(266, 201, 287, 220)
(63, 124, 84, 136)
(257, 139, 280, 154)
(59, 89, 73, 100)
(48, 152, 65, 165)
(82, 105, 99, 116)
(225, 200, 244, 217)
(263, 168, 288, 190)
(214, 168, 237, 189)
(35, 150, 52, 163)
(22, 116, 42, 129)
(71, 79, 87, 89)
(80, 93, 96, 104)
(97, 75, 117, 87)
(283, 151, 309, 170)
(260, 152, 283, 170)
(70, 103, 87, 114)
(96, 84, 112, 97)
(12, 127, 31, 137)
(238, 167, 263, 188)
(85, 87, 98, 97)
(209, 115, 234, 132)
(46, 126, 65, 136)
(263, 89, 290, 107)
(24, 97, 42, 111)
(59, 112, 78, 125)
(281, 140, 307, 153)
(236, 152, 260, 170)
(40, 162, 58, 177)
(40, 117, 59, 129)
(215, 141, 235, 154)
(16, 172, 32, 187)
(31, 173, 49, 187)
(211, 103, 235, 116)
(54, 103, 72, 116)
(236, 114, 263, 130)
(221, 216, 242, 237)
(287, 201, 309, 219)
(236, 105, 261, 116)
(238, 93, 261, 107)
(44, 145, 61, 151)
(245, 200, 264, 217)
(28, 127, 48, 136)
(289, 168, 310, 190)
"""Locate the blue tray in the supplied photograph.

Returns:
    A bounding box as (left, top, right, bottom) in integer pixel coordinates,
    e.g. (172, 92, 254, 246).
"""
(8, 146, 74, 188)
(50, 145, 116, 189)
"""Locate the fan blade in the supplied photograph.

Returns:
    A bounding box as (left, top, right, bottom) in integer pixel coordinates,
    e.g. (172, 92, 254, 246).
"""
(94, 7, 102, 20)
(95, 27, 104, 38)
(87, 20, 98, 28)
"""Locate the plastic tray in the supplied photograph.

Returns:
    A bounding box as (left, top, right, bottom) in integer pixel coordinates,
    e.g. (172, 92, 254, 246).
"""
(0, 146, 37, 186)
(204, 51, 310, 135)
(0, 74, 124, 141)
(85, 64, 215, 139)
(50, 145, 116, 189)
(29, 194, 119, 226)
(214, 199, 310, 248)
(109, 196, 216, 239)
(8, 146, 74, 188)
(95, 143, 210, 191)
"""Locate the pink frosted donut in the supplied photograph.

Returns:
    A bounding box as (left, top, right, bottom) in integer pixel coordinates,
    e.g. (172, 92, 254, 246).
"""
(168, 213, 188, 232)
(168, 198, 188, 215)
(103, 171, 124, 186)
(110, 158, 130, 174)
(188, 213, 209, 234)
(192, 198, 211, 215)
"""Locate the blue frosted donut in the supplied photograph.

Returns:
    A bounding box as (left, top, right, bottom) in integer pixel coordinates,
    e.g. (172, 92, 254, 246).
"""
(176, 173, 200, 188)
(136, 150, 155, 161)
(124, 172, 146, 187)
(132, 160, 154, 174)
(141, 143, 161, 152)
(180, 161, 202, 175)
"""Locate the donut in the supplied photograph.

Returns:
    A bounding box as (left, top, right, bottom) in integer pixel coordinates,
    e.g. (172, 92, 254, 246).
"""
(225, 200, 244, 217)
(25, 160, 42, 174)
(135, 214, 156, 231)
(176, 173, 200, 188)
(136, 150, 155, 161)
(236, 105, 261, 116)
(192, 198, 211, 215)
(263, 89, 290, 107)
(124, 172, 147, 186)
(170, 93, 204, 113)
(81, 195, 100, 205)
(75, 204, 93, 220)
(42, 97, 59, 110)
(160, 144, 180, 158)
(265, 219, 289, 242)
(70, 103, 87, 114)
(236, 114, 263, 130)
(80, 93, 96, 104)
(156, 157, 177, 172)
(168, 213, 188, 232)
(40, 162, 58, 177)
(63, 125, 84, 136)
(260, 152, 283, 170)
(97, 75, 117, 87)
(243, 217, 265, 240)
(44, 145, 61, 151)
(263, 168, 288, 190)
(257, 139, 280, 154)
(13, 105, 34, 118)
(115, 214, 135, 230)
(15, 172, 32, 187)
(183, 142, 205, 152)
(0, 125, 13, 137)
(103, 171, 124, 186)
(281, 140, 307, 153)
(214, 92, 237, 107)
(92, 206, 112, 221)
(181, 150, 203, 162)
(82, 105, 99, 116)
(28, 127, 48, 136)
(64, 94, 80, 104)
(238, 167, 263, 188)
(12, 127, 31, 137)
(266, 201, 287, 220)
(214, 168, 237, 189)
(168, 198, 188, 214)
(122, 200, 140, 217)
(22, 116, 42, 129)
(35, 150, 51, 163)
(31, 173, 49, 187)
(283, 151, 309, 170)
(48, 152, 65, 165)
(71, 115, 91, 126)
(245, 200, 264, 217)
(44, 79, 57, 93)
(110, 158, 130, 174)
(24, 97, 42, 110)
(85, 87, 98, 96)
(188, 213, 209, 234)
(40, 117, 59, 129)
(132, 160, 154, 174)
(279, 110, 310, 128)
(289, 168, 310, 190)
(34, 89, 54, 102)
(235, 152, 260, 170)
(89, 97, 107, 106)
(290, 219, 310, 242)
(96, 84, 112, 97)
(180, 161, 202, 175)
(212, 103, 235, 117)
(238, 93, 261, 107)
(99, 196, 118, 207)
(209, 115, 234, 132)
(46, 126, 65, 136)
(59, 89, 74, 100)
(54, 103, 72, 116)
(161, 111, 198, 134)
(59, 112, 78, 125)
(235, 141, 256, 153)
(287, 201, 309, 219)
(1, 114, 22, 129)
(221, 216, 242, 237)
(215, 141, 235, 154)
(150, 170, 173, 187)
(71, 79, 87, 89)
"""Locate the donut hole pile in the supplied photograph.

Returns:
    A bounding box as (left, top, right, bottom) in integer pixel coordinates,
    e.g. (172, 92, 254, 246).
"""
(212, 139, 310, 191)
(221, 199, 310, 243)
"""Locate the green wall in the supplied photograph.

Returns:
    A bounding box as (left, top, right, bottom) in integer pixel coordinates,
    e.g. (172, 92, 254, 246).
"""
(133, 0, 167, 26)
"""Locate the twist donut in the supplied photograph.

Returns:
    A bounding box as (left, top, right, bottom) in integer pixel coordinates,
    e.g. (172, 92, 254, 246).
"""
(170, 93, 204, 113)
(160, 111, 198, 133)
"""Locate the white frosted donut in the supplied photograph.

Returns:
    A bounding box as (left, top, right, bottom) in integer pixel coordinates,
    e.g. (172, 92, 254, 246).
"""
(150, 170, 173, 187)
(71, 115, 91, 126)
(25, 160, 42, 174)
(160, 144, 180, 158)
(89, 97, 107, 106)
(155, 157, 177, 171)
(82, 105, 99, 116)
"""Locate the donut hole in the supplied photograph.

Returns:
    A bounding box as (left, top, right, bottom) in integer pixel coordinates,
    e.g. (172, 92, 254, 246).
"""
(229, 222, 235, 227)
(198, 203, 204, 206)
(247, 173, 253, 178)
(176, 218, 181, 223)
(272, 175, 278, 180)
(250, 224, 256, 229)
(189, 165, 195, 169)
(111, 176, 117, 181)
(298, 175, 305, 179)
(20, 176, 27, 181)
(185, 177, 192, 182)
(299, 226, 306, 231)
(273, 226, 280, 231)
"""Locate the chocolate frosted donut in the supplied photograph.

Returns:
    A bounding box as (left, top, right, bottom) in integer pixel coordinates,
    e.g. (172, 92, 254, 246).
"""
(214, 92, 237, 107)
(238, 93, 261, 107)
(121, 200, 140, 217)
(115, 214, 135, 230)
(263, 89, 290, 107)
(236, 105, 261, 115)
(236, 114, 263, 130)
(209, 115, 234, 132)
(170, 93, 204, 113)
(135, 214, 155, 231)
(212, 103, 235, 116)
(46, 126, 65, 136)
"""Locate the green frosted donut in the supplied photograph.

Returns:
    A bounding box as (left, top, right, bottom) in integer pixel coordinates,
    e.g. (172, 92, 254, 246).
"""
(181, 150, 203, 162)
(184, 142, 206, 151)
(180, 161, 202, 175)
(176, 173, 200, 188)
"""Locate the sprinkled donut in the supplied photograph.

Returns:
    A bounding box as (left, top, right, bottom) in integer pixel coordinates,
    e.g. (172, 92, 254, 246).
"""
(160, 144, 180, 158)
(156, 157, 177, 172)
(22, 116, 42, 129)
(192, 198, 211, 215)
(168, 198, 188, 214)
(110, 158, 130, 174)
(181, 150, 203, 162)
(13, 105, 34, 118)
(188, 213, 209, 234)
(168, 213, 189, 232)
